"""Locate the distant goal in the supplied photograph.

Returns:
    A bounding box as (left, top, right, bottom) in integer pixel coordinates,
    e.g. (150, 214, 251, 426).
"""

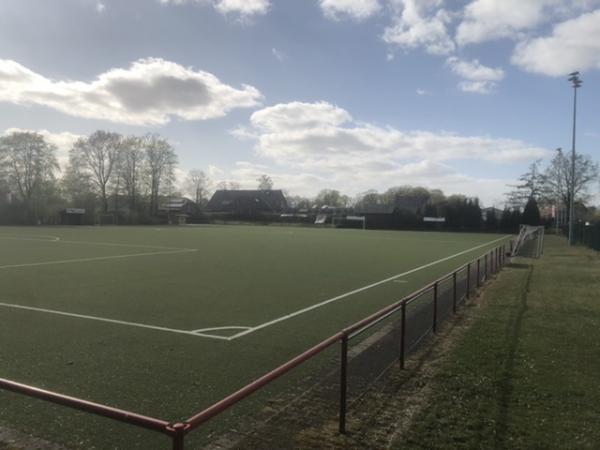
(512, 225, 544, 258)
(332, 215, 366, 230)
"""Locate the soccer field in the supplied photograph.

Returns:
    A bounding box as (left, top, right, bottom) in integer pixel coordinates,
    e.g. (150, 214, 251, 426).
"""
(0, 225, 510, 449)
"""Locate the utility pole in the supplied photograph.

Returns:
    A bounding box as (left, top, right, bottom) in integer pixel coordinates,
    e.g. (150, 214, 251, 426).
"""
(568, 72, 582, 246)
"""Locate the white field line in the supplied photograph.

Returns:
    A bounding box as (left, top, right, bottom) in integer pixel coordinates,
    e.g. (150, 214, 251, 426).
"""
(0, 248, 197, 270)
(0, 235, 60, 242)
(229, 235, 510, 340)
(192, 326, 252, 333)
(0, 234, 195, 251)
(55, 239, 194, 251)
(0, 302, 229, 341)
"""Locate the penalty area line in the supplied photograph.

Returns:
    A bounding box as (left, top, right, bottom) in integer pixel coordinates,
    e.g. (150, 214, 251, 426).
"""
(0, 249, 197, 270)
(229, 235, 511, 340)
(0, 302, 229, 341)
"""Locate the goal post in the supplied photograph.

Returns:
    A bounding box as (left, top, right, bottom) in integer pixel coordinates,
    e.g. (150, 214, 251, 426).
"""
(332, 215, 366, 230)
(512, 225, 545, 258)
(96, 213, 116, 226)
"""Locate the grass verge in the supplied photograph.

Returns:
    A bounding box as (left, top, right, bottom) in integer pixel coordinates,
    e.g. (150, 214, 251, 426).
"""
(397, 235, 600, 448)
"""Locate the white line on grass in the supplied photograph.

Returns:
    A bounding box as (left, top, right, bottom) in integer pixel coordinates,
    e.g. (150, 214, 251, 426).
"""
(192, 326, 252, 334)
(0, 302, 229, 341)
(0, 235, 60, 242)
(229, 235, 510, 340)
(55, 239, 194, 251)
(0, 234, 195, 251)
(0, 249, 197, 270)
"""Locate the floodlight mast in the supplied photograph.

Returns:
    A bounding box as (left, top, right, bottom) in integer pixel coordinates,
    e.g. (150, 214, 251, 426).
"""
(567, 72, 582, 246)
(555, 147, 562, 234)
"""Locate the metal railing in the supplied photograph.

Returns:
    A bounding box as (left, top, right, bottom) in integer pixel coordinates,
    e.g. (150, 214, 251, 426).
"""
(574, 223, 600, 251)
(0, 242, 510, 449)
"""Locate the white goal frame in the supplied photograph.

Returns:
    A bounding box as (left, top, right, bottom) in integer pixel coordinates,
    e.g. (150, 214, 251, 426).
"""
(332, 215, 366, 230)
(512, 224, 544, 258)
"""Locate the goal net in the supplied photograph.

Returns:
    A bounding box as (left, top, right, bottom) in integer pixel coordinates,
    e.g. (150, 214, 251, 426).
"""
(332, 215, 366, 230)
(97, 214, 116, 226)
(512, 225, 544, 258)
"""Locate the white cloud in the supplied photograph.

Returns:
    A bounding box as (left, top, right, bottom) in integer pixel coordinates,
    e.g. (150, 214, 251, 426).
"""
(228, 100, 551, 204)
(272, 48, 285, 62)
(511, 9, 600, 76)
(241, 101, 547, 165)
(233, 101, 549, 197)
(0, 58, 262, 126)
(213, 0, 270, 18)
(456, 0, 555, 46)
(3, 128, 83, 170)
(382, 0, 455, 55)
(446, 56, 505, 93)
(96, 2, 106, 13)
(319, 0, 381, 21)
(456, 80, 494, 94)
(211, 159, 517, 206)
(416, 88, 430, 95)
(160, 0, 270, 20)
(446, 57, 504, 81)
(456, 0, 600, 46)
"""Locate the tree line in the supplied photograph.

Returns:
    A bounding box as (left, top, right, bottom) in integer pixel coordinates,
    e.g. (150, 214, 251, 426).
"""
(506, 149, 600, 226)
(1, 129, 598, 229)
(0, 130, 181, 224)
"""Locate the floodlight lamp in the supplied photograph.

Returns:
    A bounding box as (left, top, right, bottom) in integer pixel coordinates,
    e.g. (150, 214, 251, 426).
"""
(569, 71, 580, 76)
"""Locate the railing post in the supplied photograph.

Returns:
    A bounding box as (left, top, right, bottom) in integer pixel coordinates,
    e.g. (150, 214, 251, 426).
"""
(494, 249, 497, 273)
(466, 263, 471, 299)
(170, 423, 187, 450)
(452, 271, 457, 313)
(400, 300, 406, 369)
(339, 334, 348, 434)
(496, 248, 500, 272)
(484, 253, 488, 281)
(477, 258, 480, 288)
(433, 282, 438, 333)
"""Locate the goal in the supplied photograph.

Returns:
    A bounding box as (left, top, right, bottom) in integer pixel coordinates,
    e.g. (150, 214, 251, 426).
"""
(512, 225, 544, 258)
(97, 214, 116, 226)
(332, 215, 366, 230)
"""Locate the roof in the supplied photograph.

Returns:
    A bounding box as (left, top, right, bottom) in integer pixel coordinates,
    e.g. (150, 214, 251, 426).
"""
(207, 190, 288, 213)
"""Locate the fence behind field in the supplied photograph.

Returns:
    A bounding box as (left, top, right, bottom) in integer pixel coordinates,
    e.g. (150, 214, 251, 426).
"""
(0, 241, 511, 450)
(574, 223, 600, 251)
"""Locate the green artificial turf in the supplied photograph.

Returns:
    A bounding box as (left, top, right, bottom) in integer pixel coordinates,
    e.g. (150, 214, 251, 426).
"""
(398, 235, 600, 449)
(0, 225, 509, 449)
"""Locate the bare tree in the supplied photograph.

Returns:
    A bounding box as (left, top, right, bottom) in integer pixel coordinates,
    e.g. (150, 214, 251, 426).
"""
(142, 133, 177, 216)
(314, 189, 349, 208)
(216, 181, 240, 191)
(257, 174, 273, 190)
(72, 130, 122, 213)
(506, 159, 544, 207)
(185, 169, 211, 205)
(120, 136, 145, 211)
(0, 131, 58, 221)
(540, 149, 599, 210)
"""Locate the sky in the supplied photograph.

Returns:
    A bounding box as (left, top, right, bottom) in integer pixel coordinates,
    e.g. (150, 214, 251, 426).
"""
(0, 0, 599, 207)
